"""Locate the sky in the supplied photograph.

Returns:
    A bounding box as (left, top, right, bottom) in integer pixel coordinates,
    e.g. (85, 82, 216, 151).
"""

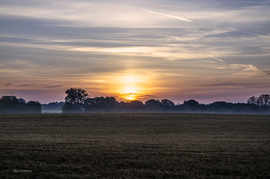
(0, 0, 270, 104)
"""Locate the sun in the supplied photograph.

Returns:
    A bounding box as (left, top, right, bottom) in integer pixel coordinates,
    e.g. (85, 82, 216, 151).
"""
(119, 76, 140, 101)
(122, 85, 138, 100)
(111, 74, 150, 101)
(125, 94, 136, 101)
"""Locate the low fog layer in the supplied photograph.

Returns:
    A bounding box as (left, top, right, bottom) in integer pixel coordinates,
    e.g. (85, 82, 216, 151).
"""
(1, 88, 269, 114)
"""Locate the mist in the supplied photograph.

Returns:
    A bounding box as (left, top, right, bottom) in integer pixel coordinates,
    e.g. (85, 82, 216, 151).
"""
(1, 91, 270, 114)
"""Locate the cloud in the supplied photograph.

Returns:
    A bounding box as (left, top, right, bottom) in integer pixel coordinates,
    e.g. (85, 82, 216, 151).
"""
(227, 28, 265, 38)
(262, 69, 270, 75)
(197, 82, 270, 89)
(5, 83, 11, 86)
(242, 64, 260, 72)
(215, 63, 261, 73)
(142, 9, 194, 22)
(207, 54, 225, 63)
(19, 84, 33, 87)
(45, 85, 62, 88)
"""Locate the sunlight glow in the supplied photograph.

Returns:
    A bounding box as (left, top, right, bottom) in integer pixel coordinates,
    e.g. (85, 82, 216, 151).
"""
(122, 86, 137, 94)
(125, 93, 136, 101)
(99, 47, 149, 53)
(119, 75, 141, 101)
(91, 73, 153, 101)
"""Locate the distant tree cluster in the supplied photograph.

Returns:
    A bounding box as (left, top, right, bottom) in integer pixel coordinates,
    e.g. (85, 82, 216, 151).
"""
(0, 96, 41, 114)
(1, 90, 268, 114)
(62, 88, 270, 114)
(42, 102, 64, 111)
(247, 94, 270, 106)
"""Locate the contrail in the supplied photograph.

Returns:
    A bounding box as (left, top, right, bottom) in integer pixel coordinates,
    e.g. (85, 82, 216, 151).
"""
(142, 9, 193, 23)
(207, 54, 225, 63)
(228, 28, 265, 38)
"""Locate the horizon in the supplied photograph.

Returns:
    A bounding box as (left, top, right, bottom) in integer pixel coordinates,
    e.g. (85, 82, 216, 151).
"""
(1, 0, 270, 104)
(3, 92, 268, 106)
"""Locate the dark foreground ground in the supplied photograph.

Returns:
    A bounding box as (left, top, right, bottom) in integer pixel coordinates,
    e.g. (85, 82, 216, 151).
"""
(0, 113, 270, 178)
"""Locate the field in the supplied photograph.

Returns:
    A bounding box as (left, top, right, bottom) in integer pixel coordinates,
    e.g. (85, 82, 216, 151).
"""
(1, 113, 270, 178)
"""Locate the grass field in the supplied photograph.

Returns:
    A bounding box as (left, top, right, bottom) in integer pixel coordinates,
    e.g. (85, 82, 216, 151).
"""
(1, 113, 270, 178)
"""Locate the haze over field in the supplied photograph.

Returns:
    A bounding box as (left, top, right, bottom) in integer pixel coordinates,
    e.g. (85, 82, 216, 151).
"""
(0, 0, 269, 103)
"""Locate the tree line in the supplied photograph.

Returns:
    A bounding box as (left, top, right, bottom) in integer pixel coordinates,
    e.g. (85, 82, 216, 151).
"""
(61, 88, 270, 114)
(0, 96, 41, 114)
(0, 89, 269, 114)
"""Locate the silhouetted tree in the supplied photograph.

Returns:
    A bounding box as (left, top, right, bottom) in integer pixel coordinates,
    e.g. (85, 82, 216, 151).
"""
(0, 96, 41, 114)
(104, 97, 119, 111)
(182, 99, 201, 112)
(161, 99, 175, 111)
(0, 96, 20, 113)
(62, 88, 88, 113)
(208, 101, 234, 112)
(84, 97, 102, 112)
(18, 98, 26, 103)
(27, 101, 42, 114)
(129, 100, 144, 111)
(247, 96, 257, 105)
(1, 96, 19, 104)
(65, 88, 88, 105)
(84, 97, 119, 112)
(183, 99, 199, 106)
(145, 99, 163, 111)
(256, 94, 270, 106)
(119, 100, 145, 112)
(59, 89, 270, 113)
(233, 103, 263, 113)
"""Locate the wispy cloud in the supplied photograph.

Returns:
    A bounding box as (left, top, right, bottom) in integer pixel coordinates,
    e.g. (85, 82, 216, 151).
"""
(228, 28, 265, 38)
(262, 69, 270, 75)
(142, 9, 194, 22)
(207, 54, 225, 63)
(45, 85, 62, 88)
(5, 83, 11, 86)
(197, 82, 270, 88)
(20, 84, 33, 87)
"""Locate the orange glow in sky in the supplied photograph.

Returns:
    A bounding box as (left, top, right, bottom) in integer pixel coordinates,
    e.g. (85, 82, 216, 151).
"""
(82, 73, 153, 101)
(119, 75, 140, 101)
